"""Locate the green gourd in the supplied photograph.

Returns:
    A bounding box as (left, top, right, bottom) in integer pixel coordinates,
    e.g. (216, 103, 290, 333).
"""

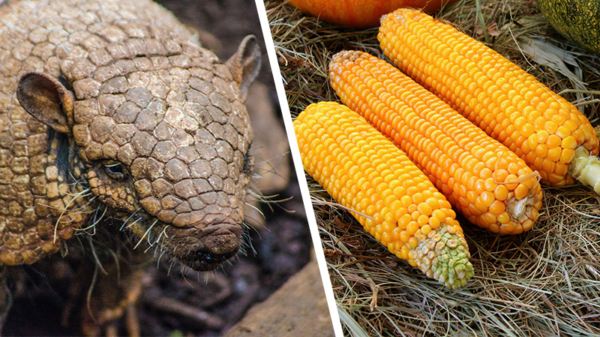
(537, 0, 600, 55)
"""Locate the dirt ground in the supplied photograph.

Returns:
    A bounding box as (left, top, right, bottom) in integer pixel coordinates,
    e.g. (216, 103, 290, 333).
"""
(2, 0, 317, 336)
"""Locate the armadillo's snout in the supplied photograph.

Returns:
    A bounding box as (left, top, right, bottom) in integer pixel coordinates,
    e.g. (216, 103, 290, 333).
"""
(185, 226, 242, 271)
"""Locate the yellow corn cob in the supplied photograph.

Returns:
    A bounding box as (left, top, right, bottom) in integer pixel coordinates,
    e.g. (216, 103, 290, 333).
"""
(379, 8, 600, 193)
(294, 101, 473, 288)
(329, 50, 542, 235)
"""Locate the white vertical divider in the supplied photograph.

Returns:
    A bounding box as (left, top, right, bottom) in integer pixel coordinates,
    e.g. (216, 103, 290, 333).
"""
(253, 1, 344, 335)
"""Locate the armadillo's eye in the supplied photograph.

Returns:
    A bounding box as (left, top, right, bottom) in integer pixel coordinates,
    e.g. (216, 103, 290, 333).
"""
(104, 163, 128, 181)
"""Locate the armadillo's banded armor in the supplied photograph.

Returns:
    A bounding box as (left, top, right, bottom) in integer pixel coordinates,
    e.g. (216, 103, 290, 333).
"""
(0, 0, 254, 267)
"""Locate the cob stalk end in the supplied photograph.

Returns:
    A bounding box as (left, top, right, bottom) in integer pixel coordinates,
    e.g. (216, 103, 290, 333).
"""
(570, 147, 600, 194)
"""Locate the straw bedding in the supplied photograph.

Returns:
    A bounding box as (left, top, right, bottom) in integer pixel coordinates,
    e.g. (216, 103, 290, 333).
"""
(267, 0, 600, 335)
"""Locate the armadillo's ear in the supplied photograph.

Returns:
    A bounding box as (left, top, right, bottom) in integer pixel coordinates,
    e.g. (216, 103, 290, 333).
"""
(226, 35, 261, 102)
(17, 72, 74, 134)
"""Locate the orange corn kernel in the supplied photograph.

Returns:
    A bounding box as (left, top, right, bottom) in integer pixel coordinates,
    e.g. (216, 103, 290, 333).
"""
(294, 101, 473, 288)
(329, 51, 542, 234)
(379, 8, 599, 187)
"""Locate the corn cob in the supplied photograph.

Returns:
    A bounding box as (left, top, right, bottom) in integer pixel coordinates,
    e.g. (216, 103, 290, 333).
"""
(329, 50, 542, 235)
(294, 101, 473, 288)
(378, 8, 600, 193)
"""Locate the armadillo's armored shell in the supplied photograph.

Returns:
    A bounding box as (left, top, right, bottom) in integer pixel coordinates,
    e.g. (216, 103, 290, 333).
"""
(0, 0, 254, 268)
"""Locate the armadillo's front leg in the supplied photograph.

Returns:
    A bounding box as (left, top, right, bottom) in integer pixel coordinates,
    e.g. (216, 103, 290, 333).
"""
(80, 263, 146, 337)
(0, 266, 11, 335)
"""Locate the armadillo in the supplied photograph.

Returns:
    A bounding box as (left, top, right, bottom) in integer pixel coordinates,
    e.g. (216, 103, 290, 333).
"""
(0, 0, 260, 278)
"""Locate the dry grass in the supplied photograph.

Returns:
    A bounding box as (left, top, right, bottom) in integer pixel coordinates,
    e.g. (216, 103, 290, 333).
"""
(266, 0, 600, 335)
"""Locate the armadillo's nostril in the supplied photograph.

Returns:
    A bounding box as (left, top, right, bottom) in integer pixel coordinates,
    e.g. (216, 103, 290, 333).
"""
(191, 250, 238, 271)
(197, 250, 237, 262)
(175, 225, 242, 271)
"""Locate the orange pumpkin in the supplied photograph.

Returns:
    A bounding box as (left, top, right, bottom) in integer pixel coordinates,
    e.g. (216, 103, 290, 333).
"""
(287, 0, 459, 29)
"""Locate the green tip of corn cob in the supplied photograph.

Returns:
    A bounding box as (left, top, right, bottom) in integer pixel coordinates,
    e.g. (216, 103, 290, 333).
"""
(411, 225, 473, 289)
